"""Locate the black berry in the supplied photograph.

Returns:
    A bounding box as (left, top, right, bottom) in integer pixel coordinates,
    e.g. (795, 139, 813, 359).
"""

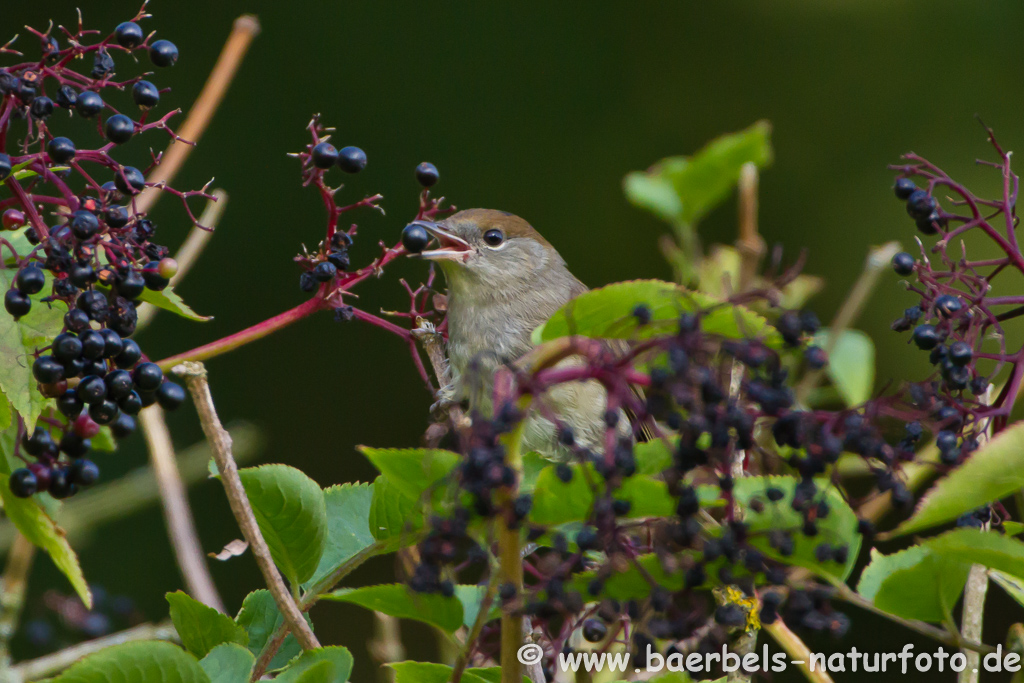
(22, 428, 56, 456)
(88, 398, 119, 424)
(52, 333, 83, 362)
(906, 189, 936, 220)
(75, 91, 104, 118)
(114, 339, 142, 368)
(110, 412, 136, 439)
(57, 389, 84, 417)
(114, 166, 146, 195)
(115, 21, 145, 48)
(0, 154, 10, 180)
(133, 362, 163, 391)
(79, 330, 106, 360)
(149, 40, 179, 67)
(892, 252, 915, 276)
(119, 391, 143, 415)
(132, 80, 160, 110)
(77, 375, 108, 405)
(948, 341, 973, 367)
(402, 223, 430, 253)
(312, 142, 338, 169)
(32, 356, 64, 384)
(4, 289, 30, 317)
(912, 324, 941, 350)
(415, 162, 439, 187)
(47, 136, 76, 164)
(15, 265, 45, 294)
(9, 469, 38, 498)
(69, 459, 99, 486)
(337, 146, 367, 173)
(155, 381, 186, 410)
(312, 262, 336, 283)
(104, 115, 135, 144)
(29, 96, 54, 120)
(582, 619, 607, 643)
(70, 210, 100, 240)
(894, 177, 916, 199)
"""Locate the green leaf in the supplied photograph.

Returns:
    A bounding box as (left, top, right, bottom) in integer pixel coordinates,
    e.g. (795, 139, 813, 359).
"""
(368, 475, 424, 551)
(238, 464, 327, 586)
(325, 583, 463, 632)
(199, 643, 254, 683)
(891, 422, 1024, 537)
(51, 640, 210, 683)
(529, 463, 674, 525)
(990, 570, 1024, 610)
(167, 591, 248, 659)
(532, 280, 780, 347)
(0, 473, 90, 607)
(136, 285, 212, 322)
(0, 392, 11, 432)
(235, 590, 311, 673)
(814, 330, 875, 407)
(359, 447, 459, 500)
(303, 483, 377, 590)
(90, 426, 118, 452)
(454, 584, 488, 630)
(857, 529, 1024, 622)
(735, 476, 861, 581)
(634, 438, 676, 476)
(273, 646, 353, 683)
(624, 121, 772, 225)
(388, 662, 521, 683)
(572, 553, 683, 601)
(0, 268, 65, 433)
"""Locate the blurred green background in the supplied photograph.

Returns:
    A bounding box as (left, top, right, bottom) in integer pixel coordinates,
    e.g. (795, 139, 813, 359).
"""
(4, 1, 1024, 680)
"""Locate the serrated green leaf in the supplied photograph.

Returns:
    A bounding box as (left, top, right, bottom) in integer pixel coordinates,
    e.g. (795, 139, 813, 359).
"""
(359, 447, 459, 501)
(238, 464, 327, 586)
(0, 268, 65, 433)
(273, 646, 352, 683)
(325, 583, 463, 632)
(635, 437, 676, 476)
(532, 280, 780, 347)
(0, 392, 11, 432)
(368, 475, 424, 552)
(858, 529, 1024, 622)
(303, 483, 377, 590)
(736, 476, 861, 581)
(51, 640, 209, 683)
(0, 473, 90, 607)
(235, 590, 311, 672)
(167, 591, 248, 659)
(814, 330, 875, 407)
(891, 422, 1024, 538)
(199, 643, 254, 683)
(624, 121, 772, 226)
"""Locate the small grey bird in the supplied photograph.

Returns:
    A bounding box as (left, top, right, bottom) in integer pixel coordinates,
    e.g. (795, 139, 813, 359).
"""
(410, 208, 629, 458)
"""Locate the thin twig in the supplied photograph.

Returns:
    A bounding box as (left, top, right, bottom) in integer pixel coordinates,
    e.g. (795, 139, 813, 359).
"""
(736, 162, 765, 292)
(12, 621, 178, 681)
(796, 241, 902, 404)
(369, 613, 405, 683)
(763, 619, 834, 683)
(960, 565, 989, 683)
(134, 190, 227, 330)
(136, 16, 260, 215)
(174, 362, 319, 651)
(139, 405, 225, 612)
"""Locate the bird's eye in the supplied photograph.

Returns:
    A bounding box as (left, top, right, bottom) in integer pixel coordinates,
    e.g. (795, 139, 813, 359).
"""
(483, 229, 504, 247)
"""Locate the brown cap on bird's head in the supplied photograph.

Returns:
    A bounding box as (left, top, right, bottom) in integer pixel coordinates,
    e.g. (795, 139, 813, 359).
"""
(442, 209, 554, 251)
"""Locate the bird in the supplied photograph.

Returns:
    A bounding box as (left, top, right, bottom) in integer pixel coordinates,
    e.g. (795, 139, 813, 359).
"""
(406, 208, 633, 459)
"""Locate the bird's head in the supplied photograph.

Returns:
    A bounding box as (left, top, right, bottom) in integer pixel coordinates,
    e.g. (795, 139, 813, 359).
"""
(406, 209, 566, 296)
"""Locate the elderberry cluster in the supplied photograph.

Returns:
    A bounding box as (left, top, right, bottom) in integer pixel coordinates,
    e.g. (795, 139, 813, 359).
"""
(0, 10, 195, 499)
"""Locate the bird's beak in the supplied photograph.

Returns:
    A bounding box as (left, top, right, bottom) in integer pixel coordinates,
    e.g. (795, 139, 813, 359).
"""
(411, 220, 473, 263)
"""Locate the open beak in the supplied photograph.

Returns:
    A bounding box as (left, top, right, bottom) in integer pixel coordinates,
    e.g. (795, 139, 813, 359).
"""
(410, 220, 473, 263)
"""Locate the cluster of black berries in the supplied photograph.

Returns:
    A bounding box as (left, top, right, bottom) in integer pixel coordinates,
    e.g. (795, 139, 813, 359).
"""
(781, 587, 850, 639)
(298, 230, 353, 293)
(893, 177, 946, 234)
(408, 510, 484, 596)
(0, 13, 193, 498)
